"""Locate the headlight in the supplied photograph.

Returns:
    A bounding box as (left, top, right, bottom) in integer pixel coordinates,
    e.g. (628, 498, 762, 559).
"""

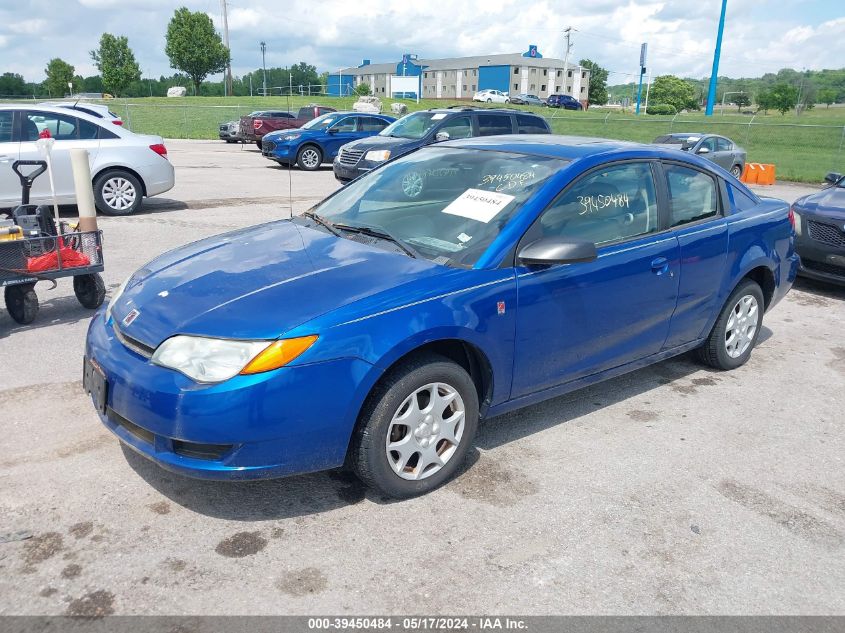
(365, 149, 391, 162)
(151, 334, 317, 383)
(792, 208, 802, 236)
(283, 134, 301, 141)
(105, 276, 130, 322)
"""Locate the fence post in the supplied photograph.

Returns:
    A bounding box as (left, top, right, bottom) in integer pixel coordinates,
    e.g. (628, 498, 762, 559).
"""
(669, 112, 679, 132)
(604, 112, 611, 127)
(745, 113, 756, 146)
(124, 103, 132, 131)
(183, 103, 189, 139)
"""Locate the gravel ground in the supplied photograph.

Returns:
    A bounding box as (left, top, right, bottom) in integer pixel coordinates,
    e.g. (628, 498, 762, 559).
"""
(0, 141, 843, 615)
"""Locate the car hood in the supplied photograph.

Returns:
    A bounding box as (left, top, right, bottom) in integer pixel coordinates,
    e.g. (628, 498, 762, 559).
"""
(341, 135, 422, 154)
(110, 220, 447, 347)
(795, 186, 845, 220)
(265, 128, 316, 141)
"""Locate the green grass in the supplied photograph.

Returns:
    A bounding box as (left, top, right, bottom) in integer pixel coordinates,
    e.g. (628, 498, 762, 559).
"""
(6, 95, 844, 182)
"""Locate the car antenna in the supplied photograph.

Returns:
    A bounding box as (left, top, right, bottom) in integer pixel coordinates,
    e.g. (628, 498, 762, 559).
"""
(286, 87, 293, 220)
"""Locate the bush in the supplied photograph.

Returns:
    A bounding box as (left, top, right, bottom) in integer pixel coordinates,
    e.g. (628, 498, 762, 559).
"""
(354, 83, 371, 96)
(646, 103, 677, 115)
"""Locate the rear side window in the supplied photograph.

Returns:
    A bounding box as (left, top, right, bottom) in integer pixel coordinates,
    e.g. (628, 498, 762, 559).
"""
(516, 114, 549, 134)
(729, 184, 759, 212)
(359, 117, 388, 132)
(665, 164, 719, 226)
(0, 111, 13, 143)
(78, 118, 100, 140)
(477, 114, 513, 136)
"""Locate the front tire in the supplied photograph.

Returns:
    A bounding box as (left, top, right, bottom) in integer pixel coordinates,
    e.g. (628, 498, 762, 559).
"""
(296, 145, 323, 171)
(94, 170, 143, 216)
(486, 98, 492, 103)
(697, 279, 764, 370)
(351, 354, 479, 499)
(4, 284, 38, 324)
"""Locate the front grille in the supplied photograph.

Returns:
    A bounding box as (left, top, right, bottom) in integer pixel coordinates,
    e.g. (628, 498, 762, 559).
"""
(108, 407, 155, 445)
(172, 439, 233, 461)
(113, 323, 154, 359)
(262, 140, 276, 153)
(803, 258, 845, 277)
(338, 148, 365, 166)
(808, 220, 845, 247)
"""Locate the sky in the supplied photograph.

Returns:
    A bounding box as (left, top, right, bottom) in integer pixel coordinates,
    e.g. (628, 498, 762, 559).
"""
(0, 0, 843, 85)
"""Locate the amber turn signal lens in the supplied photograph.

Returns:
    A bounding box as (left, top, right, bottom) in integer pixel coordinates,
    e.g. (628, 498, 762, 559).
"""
(240, 335, 318, 375)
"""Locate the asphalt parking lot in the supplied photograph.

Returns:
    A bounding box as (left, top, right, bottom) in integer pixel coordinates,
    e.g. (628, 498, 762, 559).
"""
(1, 140, 843, 615)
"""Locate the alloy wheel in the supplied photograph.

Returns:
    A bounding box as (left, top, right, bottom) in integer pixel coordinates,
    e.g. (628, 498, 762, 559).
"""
(301, 148, 320, 169)
(724, 294, 759, 358)
(101, 177, 137, 211)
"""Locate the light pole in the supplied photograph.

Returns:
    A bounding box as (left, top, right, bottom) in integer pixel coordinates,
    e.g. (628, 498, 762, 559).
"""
(705, 0, 728, 116)
(260, 41, 267, 96)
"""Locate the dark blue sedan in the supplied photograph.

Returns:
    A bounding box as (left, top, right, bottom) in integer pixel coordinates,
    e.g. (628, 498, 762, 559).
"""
(792, 172, 845, 285)
(261, 111, 395, 170)
(85, 136, 797, 498)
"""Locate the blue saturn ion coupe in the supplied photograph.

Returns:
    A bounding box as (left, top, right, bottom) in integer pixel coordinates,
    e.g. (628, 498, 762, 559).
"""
(85, 135, 798, 498)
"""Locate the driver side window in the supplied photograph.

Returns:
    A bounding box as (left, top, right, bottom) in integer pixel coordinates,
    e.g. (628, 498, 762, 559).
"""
(538, 162, 659, 245)
(437, 116, 471, 139)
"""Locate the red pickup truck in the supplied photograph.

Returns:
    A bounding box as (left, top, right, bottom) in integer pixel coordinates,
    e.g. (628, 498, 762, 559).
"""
(240, 105, 337, 146)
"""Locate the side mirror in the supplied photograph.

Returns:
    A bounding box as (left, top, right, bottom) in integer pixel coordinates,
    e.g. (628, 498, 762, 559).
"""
(696, 146, 710, 154)
(518, 237, 597, 266)
(434, 131, 450, 142)
(327, 127, 338, 134)
(824, 172, 843, 185)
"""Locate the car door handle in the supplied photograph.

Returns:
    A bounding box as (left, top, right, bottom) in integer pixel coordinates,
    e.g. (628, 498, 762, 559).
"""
(651, 257, 670, 275)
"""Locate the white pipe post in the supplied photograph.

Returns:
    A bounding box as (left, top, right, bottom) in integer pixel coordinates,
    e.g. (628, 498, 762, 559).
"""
(35, 137, 60, 227)
(70, 149, 98, 232)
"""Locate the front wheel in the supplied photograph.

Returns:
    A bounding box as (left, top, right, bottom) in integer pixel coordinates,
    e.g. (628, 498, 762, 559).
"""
(697, 279, 764, 370)
(73, 274, 106, 309)
(296, 145, 322, 171)
(351, 354, 479, 499)
(94, 170, 143, 216)
(4, 284, 38, 324)
(486, 98, 492, 103)
(730, 164, 743, 179)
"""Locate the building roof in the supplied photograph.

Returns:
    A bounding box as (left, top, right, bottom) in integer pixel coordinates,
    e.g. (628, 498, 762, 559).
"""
(339, 53, 588, 75)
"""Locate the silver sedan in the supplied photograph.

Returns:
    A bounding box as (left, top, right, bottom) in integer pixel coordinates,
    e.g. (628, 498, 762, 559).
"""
(654, 133, 747, 179)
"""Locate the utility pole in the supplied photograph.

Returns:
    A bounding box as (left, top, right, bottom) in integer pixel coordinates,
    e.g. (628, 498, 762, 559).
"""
(635, 43, 647, 115)
(221, 0, 233, 96)
(705, 0, 728, 116)
(260, 41, 267, 96)
(562, 27, 574, 95)
(795, 70, 805, 116)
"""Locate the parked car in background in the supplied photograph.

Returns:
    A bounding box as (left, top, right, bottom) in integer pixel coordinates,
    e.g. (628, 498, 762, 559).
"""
(653, 133, 747, 179)
(218, 120, 240, 142)
(333, 107, 551, 183)
(39, 101, 123, 126)
(240, 105, 337, 146)
(262, 112, 395, 171)
(791, 171, 845, 285)
(88, 135, 797, 498)
(0, 105, 174, 215)
(472, 89, 509, 103)
(546, 94, 583, 110)
(509, 94, 545, 106)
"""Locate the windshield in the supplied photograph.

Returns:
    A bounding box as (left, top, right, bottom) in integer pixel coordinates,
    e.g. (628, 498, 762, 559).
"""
(308, 147, 569, 266)
(380, 112, 447, 139)
(302, 113, 339, 130)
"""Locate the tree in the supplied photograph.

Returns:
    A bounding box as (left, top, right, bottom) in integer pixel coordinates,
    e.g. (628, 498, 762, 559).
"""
(90, 33, 141, 97)
(579, 58, 608, 105)
(354, 82, 371, 96)
(0, 72, 26, 96)
(734, 93, 751, 110)
(44, 58, 75, 97)
(649, 75, 697, 112)
(770, 82, 798, 115)
(756, 87, 775, 113)
(818, 88, 838, 107)
(164, 7, 229, 95)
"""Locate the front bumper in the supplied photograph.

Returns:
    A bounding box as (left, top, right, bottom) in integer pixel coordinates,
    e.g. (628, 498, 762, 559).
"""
(795, 217, 845, 286)
(262, 140, 295, 163)
(332, 159, 376, 183)
(84, 309, 373, 480)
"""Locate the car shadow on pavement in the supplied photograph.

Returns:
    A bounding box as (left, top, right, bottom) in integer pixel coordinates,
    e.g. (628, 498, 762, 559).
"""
(792, 277, 845, 300)
(0, 292, 105, 339)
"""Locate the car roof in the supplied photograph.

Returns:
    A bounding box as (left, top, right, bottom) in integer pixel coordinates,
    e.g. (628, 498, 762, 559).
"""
(0, 103, 111, 125)
(423, 107, 543, 116)
(440, 134, 656, 160)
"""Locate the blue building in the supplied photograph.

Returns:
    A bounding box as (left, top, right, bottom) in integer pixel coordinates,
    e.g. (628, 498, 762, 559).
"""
(327, 45, 591, 103)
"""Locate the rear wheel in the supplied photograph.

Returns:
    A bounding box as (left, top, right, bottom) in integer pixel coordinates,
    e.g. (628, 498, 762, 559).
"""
(4, 284, 38, 324)
(351, 354, 479, 499)
(486, 98, 492, 103)
(296, 145, 323, 171)
(73, 274, 106, 309)
(94, 170, 143, 216)
(730, 164, 743, 179)
(697, 279, 764, 370)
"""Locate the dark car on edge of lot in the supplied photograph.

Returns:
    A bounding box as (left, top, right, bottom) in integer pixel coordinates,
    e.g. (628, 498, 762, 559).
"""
(546, 94, 583, 110)
(654, 133, 747, 180)
(791, 171, 845, 285)
(332, 107, 551, 183)
(261, 112, 395, 171)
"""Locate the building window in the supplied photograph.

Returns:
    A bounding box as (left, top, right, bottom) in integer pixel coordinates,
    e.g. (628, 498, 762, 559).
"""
(530, 84, 536, 91)
(541, 84, 546, 91)
(513, 67, 519, 75)
(530, 68, 536, 74)
(473, 69, 477, 76)
(582, 71, 586, 79)
(567, 85, 572, 93)
(472, 84, 476, 91)
(543, 69, 547, 76)
(581, 86, 585, 93)
(514, 83, 519, 91)
(567, 70, 572, 78)
(556, 70, 561, 77)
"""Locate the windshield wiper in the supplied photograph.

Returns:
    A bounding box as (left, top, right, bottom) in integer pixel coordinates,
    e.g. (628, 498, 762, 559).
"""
(302, 211, 341, 237)
(332, 223, 419, 259)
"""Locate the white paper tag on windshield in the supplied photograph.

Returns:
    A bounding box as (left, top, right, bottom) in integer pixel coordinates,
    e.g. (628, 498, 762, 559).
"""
(431, 113, 448, 120)
(442, 189, 515, 224)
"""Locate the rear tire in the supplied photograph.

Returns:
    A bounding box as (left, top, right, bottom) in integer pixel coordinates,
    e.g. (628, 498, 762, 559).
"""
(696, 279, 764, 370)
(94, 170, 143, 216)
(74, 273, 106, 309)
(5, 284, 38, 324)
(351, 353, 479, 499)
(730, 164, 743, 179)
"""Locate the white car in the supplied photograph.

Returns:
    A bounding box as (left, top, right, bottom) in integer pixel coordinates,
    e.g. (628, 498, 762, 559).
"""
(472, 89, 510, 103)
(0, 104, 174, 215)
